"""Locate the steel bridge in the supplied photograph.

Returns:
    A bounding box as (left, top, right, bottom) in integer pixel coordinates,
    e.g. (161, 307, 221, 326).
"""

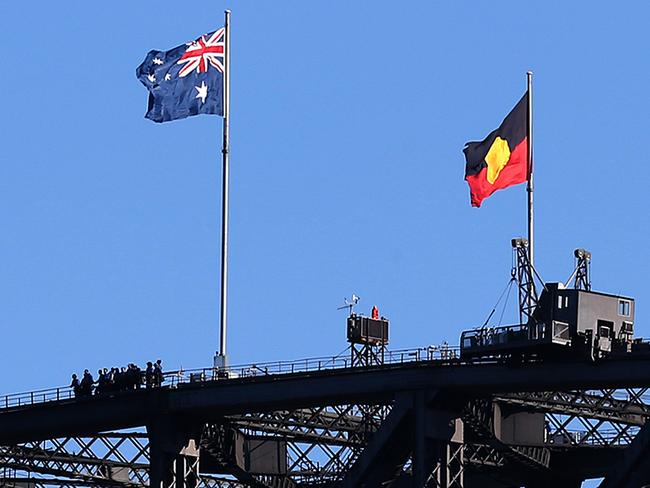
(1, 345, 650, 488)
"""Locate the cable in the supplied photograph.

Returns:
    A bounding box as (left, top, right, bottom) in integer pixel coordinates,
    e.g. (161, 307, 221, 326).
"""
(481, 277, 516, 328)
(498, 279, 514, 327)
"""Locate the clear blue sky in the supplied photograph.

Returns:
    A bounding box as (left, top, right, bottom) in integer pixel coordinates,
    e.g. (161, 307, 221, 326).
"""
(1, 3, 647, 485)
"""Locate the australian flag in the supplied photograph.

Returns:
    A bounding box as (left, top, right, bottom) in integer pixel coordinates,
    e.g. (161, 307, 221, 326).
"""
(136, 28, 225, 123)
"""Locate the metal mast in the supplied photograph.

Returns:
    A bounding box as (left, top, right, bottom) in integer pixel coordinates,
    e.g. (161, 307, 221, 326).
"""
(216, 10, 231, 368)
(526, 71, 534, 311)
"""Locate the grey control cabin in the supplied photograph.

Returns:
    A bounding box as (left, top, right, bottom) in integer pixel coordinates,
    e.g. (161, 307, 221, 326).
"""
(461, 283, 635, 359)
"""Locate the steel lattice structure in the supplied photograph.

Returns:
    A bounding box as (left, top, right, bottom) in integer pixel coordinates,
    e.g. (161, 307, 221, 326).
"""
(2, 347, 650, 487)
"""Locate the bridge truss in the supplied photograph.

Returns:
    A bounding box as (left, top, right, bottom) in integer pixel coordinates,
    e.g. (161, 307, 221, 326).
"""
(1, 350, 650, 488)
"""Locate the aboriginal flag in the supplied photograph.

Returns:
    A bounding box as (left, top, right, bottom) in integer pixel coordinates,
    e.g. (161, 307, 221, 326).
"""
(463, 93, 529, 207)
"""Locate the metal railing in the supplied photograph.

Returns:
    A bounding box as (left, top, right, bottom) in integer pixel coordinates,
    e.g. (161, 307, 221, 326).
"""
(0, 345, 461, 411)
(1, 387, 76, 410)
(547, 427, 641, 446)
(461, 324, 529, 351)
(166, 345, 461, 387)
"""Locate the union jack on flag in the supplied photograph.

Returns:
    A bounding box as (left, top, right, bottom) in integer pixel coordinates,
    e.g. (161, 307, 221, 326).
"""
(177, 28, 225, 77)
(136, 27, 226, 123)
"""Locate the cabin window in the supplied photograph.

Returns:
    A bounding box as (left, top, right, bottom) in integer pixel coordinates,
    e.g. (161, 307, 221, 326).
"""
(622, 321, 634, 333)
(618, 300, 631, 317)
(557, 295, 569, 309)
(597, 320, 613, 339)
(552, 321, 570, 341)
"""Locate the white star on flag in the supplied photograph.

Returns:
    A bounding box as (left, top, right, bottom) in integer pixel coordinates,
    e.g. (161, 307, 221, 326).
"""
(153, 57, 164, 65)
(147, 74, 156, 83)
(195, 81, 208, 104)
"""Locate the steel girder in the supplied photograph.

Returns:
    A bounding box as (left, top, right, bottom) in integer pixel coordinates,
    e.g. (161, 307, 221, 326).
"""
(0, 433, 150, 486)
(206, 402, 389, 486)
(498, 388, 649, 427)
(11, 356, 650, 448)
(227, 407, 518, 486)
(0, 433, 244, 488)
(425, 443, 464, 488)
(0, 477, 245, 488)
(238, 403, 386, 483)
(498, 388, 650, 447)
(2, 387, 650, 487)
(1, 478, 88, 487)
(462, 398, 551, 474)
(598, 415, 650, 487)
(229, 404, 377, 448)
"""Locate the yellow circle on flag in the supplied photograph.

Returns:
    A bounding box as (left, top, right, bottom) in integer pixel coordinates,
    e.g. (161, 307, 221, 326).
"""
(485, 137, 511, 184)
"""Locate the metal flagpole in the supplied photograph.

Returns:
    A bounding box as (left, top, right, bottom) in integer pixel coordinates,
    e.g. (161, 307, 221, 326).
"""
(526, 71, 535, 315)
(526, 71, 534, 269)
(216, 10, 231, 368)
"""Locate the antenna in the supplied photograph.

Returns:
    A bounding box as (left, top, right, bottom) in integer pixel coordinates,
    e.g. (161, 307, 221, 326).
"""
(337, 294, 360, 316)
(568, 248, 592, 291)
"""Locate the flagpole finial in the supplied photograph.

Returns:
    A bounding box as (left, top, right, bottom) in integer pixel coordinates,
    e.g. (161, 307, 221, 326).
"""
(527, 70, 533, 76)
(225, 9, 231, 14)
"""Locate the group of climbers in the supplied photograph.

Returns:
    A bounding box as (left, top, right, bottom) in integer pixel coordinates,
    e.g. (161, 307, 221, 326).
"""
(70, 360, 163, 397)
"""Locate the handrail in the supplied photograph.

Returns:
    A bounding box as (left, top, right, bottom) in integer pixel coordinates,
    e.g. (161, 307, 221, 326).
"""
(547, 427, 641, 446)
(0, 345, 461, 411)
(164, 345, 461, 388)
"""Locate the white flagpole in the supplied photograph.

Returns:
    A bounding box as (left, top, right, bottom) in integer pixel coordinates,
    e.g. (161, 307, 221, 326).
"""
(216, 10, 231, 368)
